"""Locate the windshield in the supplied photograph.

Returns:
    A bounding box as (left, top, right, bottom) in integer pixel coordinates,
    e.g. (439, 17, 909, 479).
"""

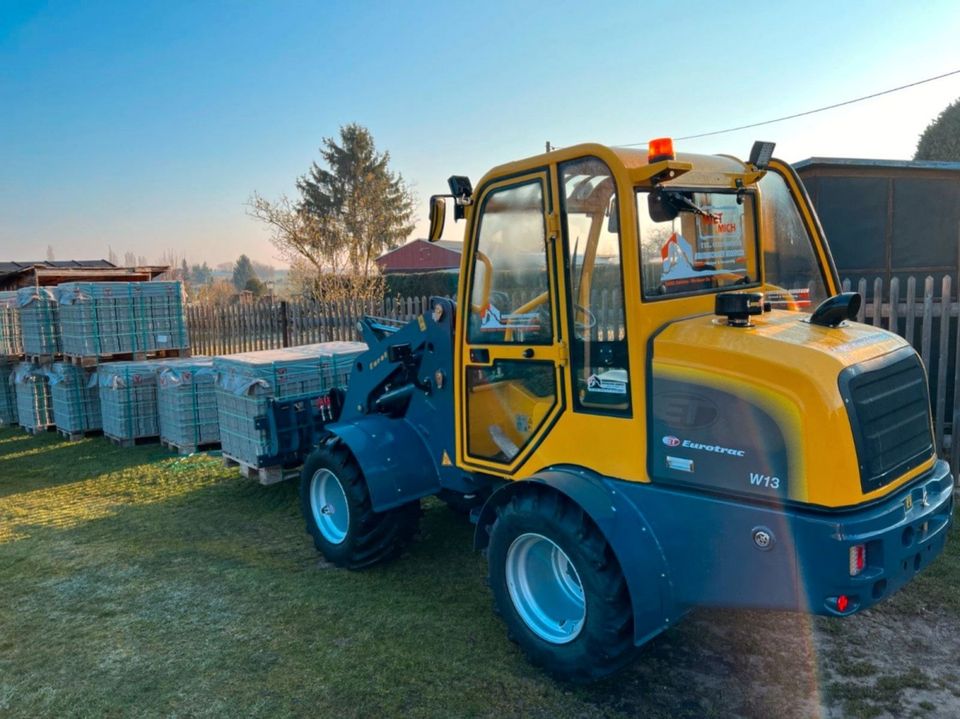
(757, 171, 830, 309)
(637, 190, 759, 299)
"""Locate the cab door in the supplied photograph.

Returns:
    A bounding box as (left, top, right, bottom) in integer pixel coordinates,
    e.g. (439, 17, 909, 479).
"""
(457, 168, 567, 476)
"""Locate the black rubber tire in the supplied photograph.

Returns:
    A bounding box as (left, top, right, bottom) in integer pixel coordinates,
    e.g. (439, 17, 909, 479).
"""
(487, 487, 635, 682)
(299, 437, 420, 570)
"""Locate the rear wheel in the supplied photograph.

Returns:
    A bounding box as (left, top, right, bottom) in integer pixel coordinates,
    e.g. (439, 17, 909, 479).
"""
(487, 488, 635, 682)
(300, 437, 420, 569)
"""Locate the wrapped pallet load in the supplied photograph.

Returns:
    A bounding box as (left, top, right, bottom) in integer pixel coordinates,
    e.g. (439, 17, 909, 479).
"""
(14, 362, 54, 432)
(157, 358, 219, 454)
(0, 360, 18, 426)
(214, 342, 366, 474)
(0, 291, 22, 357)
(57, 281, 189, 359)
(17, 286, 60, 357)
(98, 360, 163, 444)
(48, 362, 101, 438)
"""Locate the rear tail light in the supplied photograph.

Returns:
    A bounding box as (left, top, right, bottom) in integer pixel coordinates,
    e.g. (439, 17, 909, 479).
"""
(849, 544, 866, 576)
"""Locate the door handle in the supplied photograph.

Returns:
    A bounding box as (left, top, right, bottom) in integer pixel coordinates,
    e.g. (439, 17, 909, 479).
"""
(469, 348, 490, 363)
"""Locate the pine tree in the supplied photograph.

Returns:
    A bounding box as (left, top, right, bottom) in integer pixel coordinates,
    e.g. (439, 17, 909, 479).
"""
(232, 254, 258, 290)
(296, 124, 415, 277)
(914, 97, 960, 161)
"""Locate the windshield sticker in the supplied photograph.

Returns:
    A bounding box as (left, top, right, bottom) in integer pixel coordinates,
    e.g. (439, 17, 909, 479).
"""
(766, 288, 812, 309)
(586, 370, 628, 395)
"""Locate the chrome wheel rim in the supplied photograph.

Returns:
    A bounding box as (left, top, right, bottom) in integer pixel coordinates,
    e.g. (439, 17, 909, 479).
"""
(505, 532, 585, 644)
(309, 469, 350, 545)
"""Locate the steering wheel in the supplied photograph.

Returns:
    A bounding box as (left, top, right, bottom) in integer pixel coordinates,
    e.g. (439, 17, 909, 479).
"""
(573, 303, 597, 333)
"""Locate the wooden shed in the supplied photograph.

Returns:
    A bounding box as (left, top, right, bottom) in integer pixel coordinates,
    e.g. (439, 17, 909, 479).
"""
(0, 260, 169, 291)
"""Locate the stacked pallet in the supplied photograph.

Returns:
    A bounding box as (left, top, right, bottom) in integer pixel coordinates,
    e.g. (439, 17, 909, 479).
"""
(157, 358, 219, 454)
(214, 342, 365, 477)
(57, 281, 189, 360)
(0, 360, 18, 427)
(48, 362, 101, 438)
(0, 292, 22, 357)
(13, 362, 54, 432)
(98, 360, 164, 444)
(17, 287, 60, 357)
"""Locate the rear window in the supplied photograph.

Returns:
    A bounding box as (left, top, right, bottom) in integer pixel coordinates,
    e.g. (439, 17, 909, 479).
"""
(637, 190, 759, 299)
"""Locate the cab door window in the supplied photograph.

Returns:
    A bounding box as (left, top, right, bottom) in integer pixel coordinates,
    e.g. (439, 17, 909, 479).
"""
(560, 157, 630, 414)
(467, 180, 552, 345)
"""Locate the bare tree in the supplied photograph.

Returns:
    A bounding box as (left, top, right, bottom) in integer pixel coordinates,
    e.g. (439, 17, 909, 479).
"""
(246, 193, 383, 301)
(45, 245, 55, 261)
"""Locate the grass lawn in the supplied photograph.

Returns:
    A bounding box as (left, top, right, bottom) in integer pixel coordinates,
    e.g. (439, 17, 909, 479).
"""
(0, 427, 957, 718)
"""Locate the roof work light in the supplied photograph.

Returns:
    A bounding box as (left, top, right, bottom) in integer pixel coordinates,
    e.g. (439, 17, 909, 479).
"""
(648, 137, 675, 163)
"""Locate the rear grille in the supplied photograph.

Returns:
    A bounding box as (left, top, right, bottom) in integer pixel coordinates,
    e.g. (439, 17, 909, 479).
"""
(840, 348, 934, 494)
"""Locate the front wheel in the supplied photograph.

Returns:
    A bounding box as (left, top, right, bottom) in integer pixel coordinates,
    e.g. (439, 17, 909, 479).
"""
(300, 437, 420, 569)
(487, 488, 635, 682)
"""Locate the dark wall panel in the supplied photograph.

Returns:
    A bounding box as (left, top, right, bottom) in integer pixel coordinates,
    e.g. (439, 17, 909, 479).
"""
(815, 177, 888, 272)
(891, 178, 960, 270)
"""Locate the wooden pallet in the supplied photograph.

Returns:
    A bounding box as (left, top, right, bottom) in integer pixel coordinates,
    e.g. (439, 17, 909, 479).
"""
(26, 354, 60, 365)
(64, 347, 192, 368)
(222, 454, 297, 485)
(161, 438, 221, 456)
(23, 424, 55, 435)
(57, 427, 103, 442)
(104, 433, 160, 448)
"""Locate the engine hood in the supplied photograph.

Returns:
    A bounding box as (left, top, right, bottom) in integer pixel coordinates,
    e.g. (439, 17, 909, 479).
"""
(649, 311, 935, 508)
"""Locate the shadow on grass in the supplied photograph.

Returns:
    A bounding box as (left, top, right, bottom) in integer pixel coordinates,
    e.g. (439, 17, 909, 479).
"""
(1, 453, 838, 719)
(0, 436, 173, 499)
(6, 429, 948, 718)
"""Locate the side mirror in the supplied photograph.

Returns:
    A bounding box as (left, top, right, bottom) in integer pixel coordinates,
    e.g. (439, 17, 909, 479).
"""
(648, 189, 679, 223)
(427, 196, 446, 242)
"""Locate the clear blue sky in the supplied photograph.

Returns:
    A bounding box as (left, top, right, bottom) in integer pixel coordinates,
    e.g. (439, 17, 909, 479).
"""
(2, 0, 959, 267)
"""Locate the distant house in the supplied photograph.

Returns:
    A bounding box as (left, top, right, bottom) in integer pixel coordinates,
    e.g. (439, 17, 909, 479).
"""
(375, 240, 462, 274)
(0, 259, 169, 291)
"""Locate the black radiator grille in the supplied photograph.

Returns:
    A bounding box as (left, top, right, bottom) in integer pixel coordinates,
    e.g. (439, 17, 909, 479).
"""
(840, 349, 934, 494)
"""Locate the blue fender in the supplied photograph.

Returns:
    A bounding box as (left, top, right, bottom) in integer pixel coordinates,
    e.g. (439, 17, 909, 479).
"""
(475, 467, 678, 646)
(327, 415, 441, 512)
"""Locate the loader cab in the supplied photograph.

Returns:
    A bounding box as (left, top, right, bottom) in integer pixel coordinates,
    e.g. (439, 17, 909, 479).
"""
(452, 141, 839, 482)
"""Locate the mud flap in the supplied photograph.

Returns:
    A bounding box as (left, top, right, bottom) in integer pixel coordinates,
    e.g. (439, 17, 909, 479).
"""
(327, 416, 441, 512)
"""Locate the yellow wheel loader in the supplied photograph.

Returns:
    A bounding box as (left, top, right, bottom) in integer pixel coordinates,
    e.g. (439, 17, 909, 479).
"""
(297, 138, 953, 682)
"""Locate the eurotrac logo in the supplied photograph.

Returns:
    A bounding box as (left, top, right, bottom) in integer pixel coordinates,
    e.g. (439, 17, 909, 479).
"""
(662, 435, 745, 457)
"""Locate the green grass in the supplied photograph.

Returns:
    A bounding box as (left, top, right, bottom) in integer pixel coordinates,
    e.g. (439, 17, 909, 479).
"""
(0, 427, 957, 718)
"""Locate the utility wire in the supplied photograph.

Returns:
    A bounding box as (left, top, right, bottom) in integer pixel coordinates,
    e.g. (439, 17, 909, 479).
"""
(620, 68, 960, 146)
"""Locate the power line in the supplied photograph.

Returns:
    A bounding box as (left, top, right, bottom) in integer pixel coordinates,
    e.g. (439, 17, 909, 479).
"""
(620, 68, 960, 146)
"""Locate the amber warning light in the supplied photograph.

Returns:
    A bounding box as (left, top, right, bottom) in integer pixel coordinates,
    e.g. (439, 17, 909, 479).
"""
(648, 137, 675, 163)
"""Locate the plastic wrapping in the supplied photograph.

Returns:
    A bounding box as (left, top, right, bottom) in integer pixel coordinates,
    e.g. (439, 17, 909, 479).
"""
(17, 287, 60, 356)
(97, 360, 164, 440)
(57, 281, 190, 357)
(0, 360, 18, 426)
(13, 361, 54, 430)
(214, 342, 365, 467)
(47, 362, 101, 434)
(157, 358, 219, 449)
(0, 291, 22, 356)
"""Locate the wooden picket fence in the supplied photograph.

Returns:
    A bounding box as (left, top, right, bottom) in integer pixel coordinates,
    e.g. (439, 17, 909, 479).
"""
(186, 276, 960, 455)
(185, 296, 440, 356)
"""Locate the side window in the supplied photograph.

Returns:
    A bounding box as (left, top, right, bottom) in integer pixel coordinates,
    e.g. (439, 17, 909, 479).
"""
(560, 158, 630, 414)
(467, 180, 552, 345)
(758, 172, 829, 309)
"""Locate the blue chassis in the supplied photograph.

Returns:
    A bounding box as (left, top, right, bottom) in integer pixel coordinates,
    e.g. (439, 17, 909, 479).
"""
(300, 297, 955, 645)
